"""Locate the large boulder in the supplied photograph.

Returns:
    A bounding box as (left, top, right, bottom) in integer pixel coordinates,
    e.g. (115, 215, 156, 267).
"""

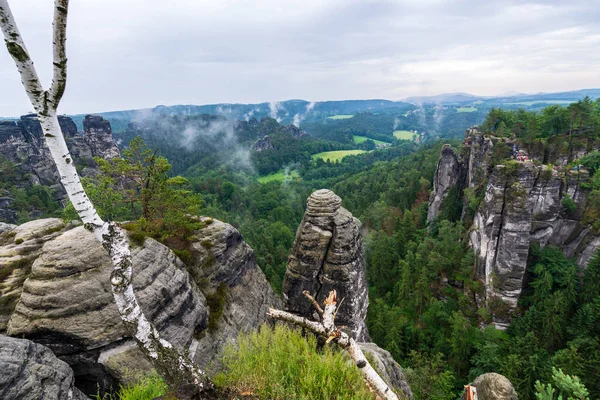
(182, 217, 282, 371)
(0, 335, 87, 400)
(282, 189, 370, 341)
(0, 218, 66, 332)
(7, 225, 207, 395)
(462, 373, 517, 400)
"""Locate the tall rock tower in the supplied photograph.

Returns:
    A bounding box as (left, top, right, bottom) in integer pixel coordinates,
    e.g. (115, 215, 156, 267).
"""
(282, 189, 370, 341)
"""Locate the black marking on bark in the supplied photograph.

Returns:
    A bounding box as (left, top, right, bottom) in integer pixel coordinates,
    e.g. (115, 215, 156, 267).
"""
(356, 360, 367, 368)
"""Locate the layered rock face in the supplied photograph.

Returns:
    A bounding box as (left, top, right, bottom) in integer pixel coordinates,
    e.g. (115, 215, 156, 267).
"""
(429, 127, 599, 327)
(282, 189, 370, 342)
(0, 216, 280, 395)
(6, 224, 207, 395)
(0, 114, 120, 223)
(182, 217, 281, 370)
(0, 335, 87, 400)
(253, 135, 274, 151)
(427, 144, 461, 222)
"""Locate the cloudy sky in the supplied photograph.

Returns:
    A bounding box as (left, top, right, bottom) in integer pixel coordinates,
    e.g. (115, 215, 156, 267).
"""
(1, 0, 600, 116)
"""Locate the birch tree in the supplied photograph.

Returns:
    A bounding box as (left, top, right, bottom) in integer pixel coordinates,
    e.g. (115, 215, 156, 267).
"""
(0, 0, 209, 392)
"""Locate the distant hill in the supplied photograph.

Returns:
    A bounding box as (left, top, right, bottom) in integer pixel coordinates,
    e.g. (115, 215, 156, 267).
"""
(404, 88, 600, 105)
(404, 92, 483, 104)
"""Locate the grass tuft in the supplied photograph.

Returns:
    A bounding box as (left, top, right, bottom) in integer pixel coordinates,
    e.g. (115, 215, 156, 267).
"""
(214, 324, 376, 400)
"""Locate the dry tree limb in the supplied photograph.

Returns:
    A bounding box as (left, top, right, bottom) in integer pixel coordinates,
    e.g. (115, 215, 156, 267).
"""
(267, 290, 399, 400)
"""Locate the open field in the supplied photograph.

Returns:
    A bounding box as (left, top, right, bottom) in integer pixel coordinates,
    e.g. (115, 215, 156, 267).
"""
(353, 135, 391, 145)
(326, 114, 354, 120)
(257, 169, 300, 183)
(457, 107, 477, 112)
(311, 150, 368, 162)
(506, 100, 574, 106)
(393, 130, 416, 140)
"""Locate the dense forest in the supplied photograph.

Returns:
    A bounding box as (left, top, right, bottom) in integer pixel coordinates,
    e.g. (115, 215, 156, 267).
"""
(2, 99, 600, 399)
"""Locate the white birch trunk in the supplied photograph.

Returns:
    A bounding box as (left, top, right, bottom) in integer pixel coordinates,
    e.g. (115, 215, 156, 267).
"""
(0, 0, 208, 391)
(268, 290, 401, 400)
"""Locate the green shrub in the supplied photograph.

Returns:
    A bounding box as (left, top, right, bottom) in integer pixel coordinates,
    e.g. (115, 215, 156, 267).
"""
(205, 283, 228, 332)
(561, 194, 577, 214)
(214, 324, 377, 400)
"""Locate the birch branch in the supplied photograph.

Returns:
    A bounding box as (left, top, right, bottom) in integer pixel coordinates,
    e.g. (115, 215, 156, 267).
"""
(1, 0, 210, 392)
(48, 0, 68, 106)
(0, 0, 45, 113)
(268, 290, 400, 400)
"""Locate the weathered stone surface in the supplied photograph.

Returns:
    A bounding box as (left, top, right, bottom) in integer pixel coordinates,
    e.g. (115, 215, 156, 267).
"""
(283, 124, 307, 138)
(0, 219, 69, 333)
(427, 144, 460, 222)
(253, 135, 273, 151)
(462, 373, 517, 400)
(13, 218, 64, 242)
(358, 342, 413, 399)
(82, 115, 120, 159)
(429, 127, 600, 327)
(282, 189, 370, 341)
(184, 217, 282, 370)
(0, 335, 88, 400)
(6, 226, 207, 395)
(0, 114, 120, 223)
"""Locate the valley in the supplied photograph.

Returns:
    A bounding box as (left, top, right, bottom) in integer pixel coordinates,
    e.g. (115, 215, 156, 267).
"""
(1, 93, 600, 400)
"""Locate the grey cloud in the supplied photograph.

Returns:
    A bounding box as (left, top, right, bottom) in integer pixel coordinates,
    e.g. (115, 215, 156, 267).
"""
(1, 0, 600, 116)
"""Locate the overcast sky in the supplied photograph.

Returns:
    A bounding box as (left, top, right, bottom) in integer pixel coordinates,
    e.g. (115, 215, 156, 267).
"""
(1, 0, 600, 116)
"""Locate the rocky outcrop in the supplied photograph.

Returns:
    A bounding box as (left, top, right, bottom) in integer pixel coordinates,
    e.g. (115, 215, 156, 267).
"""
(358, 342, 413, 399)
(462, 373, 517, 400)
(180, 217, 281, 370)
(0, 218, 66, 333)
(0, 114, 120, 223)
(429, 127, 600, 327)
(284, 124, 307, 138)
(82, 115, 121, 159)
(0, 335, 88, 400)
(0, 216, 280, 395)
(253, 135, 274, 151)
(5, 223, 207, 395)
(282, 189, 369, 341)
(427, 144, 461, 222)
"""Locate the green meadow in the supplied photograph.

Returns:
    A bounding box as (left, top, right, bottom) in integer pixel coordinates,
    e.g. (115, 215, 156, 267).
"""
(257, 169, 300, 183)
(311, 150, 368, 162)
(393, 130, 416, 140)
(352, 135, 391, 145)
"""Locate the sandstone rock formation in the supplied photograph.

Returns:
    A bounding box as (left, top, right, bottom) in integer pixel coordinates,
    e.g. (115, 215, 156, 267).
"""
(6, 224, 207, 395)
(283, 124, 307, 138)
(0, 218, 66, 333)
(462, 373, 517, 400)
(253, 135, 274, 151)
(427, 144, 461, 222)
(428, 127, 600, 327)
(0, 335, 88, 400)
(358, 342, 414, 399)
(0, 114, 120, 223)
(179, 217, 281, 370)
(282, 189, 370, 341)
(0, 216, 280, 395)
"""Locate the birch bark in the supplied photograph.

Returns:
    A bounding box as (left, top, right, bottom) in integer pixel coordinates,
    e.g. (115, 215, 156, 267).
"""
(0, 0, 208, 391)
